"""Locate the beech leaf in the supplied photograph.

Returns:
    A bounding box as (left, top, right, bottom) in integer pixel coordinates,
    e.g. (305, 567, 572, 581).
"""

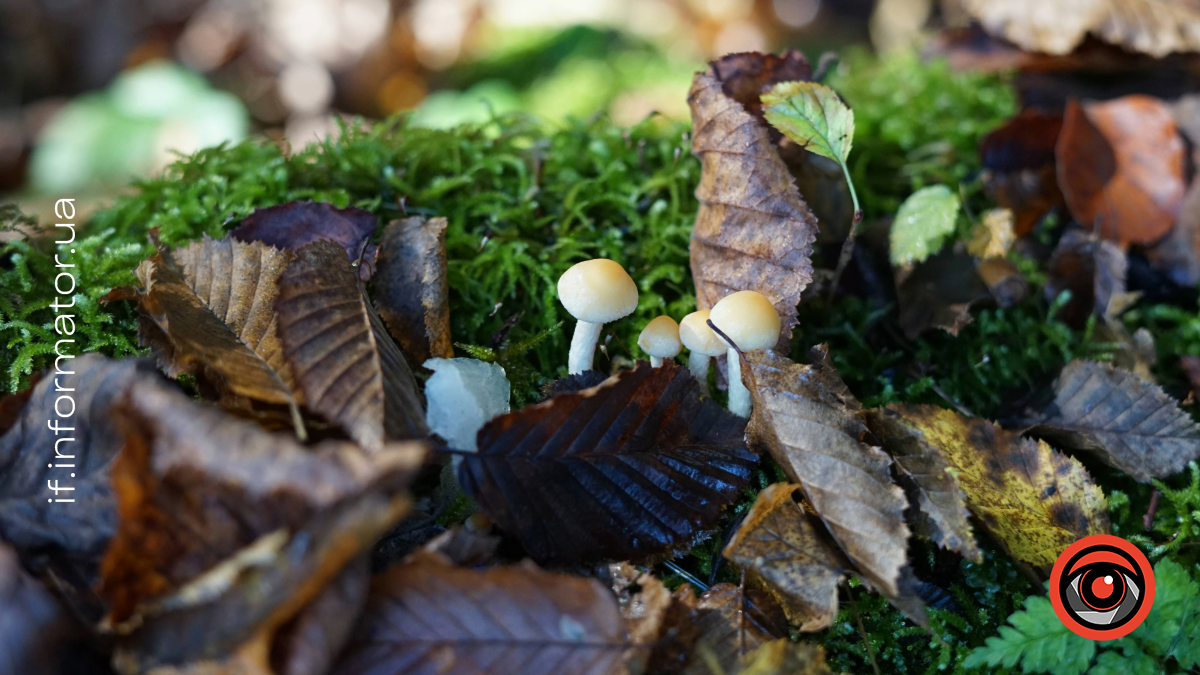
(333, 550, 629, 675)
(1022, 360, 1200, 482)
(1045, 229, 1129, 327)
(688, 56, 819, 340)
(609, 563, 698, 674)
(980, 111, 1065, 236)
(1057, 96, 1186, 246)
(232, 200, 378, 266)
(681, 582, 788, 675)
(889, 185, 961, 266)
(871, 404, 1109, 569)
(275, 239, 429, 450)
(744, 348, 910, 598)
(722, 483, 849, 631)
(96, 375, 426, 671)
(896, 249, 991, 339)
(374, 216, 454, 367)
(458, 361, 757, 564)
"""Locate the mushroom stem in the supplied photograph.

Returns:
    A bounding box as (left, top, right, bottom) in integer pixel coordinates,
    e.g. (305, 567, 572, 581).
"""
(650, 356, 663, 367)
(568, 320, 604, 375)
(726, 347, 751, 418)
(688, 352, 711, 393)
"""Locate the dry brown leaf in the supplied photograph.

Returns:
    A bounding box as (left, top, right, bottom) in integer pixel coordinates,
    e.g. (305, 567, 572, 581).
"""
(961, 0, 1200, 57)
(871, 404, 1109, 569)
(459, 361, 757, 564)
(722, 483, 849, 631)
(270, 559, 371, 675)
(1045, 229, 1128, 327)
(977, 257, 1030, 309)
(275, 240, 428, 450)
(609, 563, 698, 674)
(1146, 169, 1200, 287)
(1023, 360, 1200, 482)
(126, 234, 300, 415)
(374, 216, 454, 367)
(1057, 96, 1186, 246)
(980, 111, 1065, 236)
(97, 377, 425, 673)
(688, 54, 819, 340)
(333, 550, 629, 675)
(897, 249, 991, 339)
(681, 583, 788, 675)
(744, 348, 910, 598)
(736, 639, 835, 675)
(231, 200, 378, 267)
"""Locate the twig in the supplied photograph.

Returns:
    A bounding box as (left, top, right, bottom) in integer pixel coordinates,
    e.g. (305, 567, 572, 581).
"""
(662, 560, 709, 592)
(1144, 489, 1161, 531)
(828, 209, 864, 301)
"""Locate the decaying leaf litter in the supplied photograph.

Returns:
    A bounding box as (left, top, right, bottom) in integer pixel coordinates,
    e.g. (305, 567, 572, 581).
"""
(5, 19, 1200, 675)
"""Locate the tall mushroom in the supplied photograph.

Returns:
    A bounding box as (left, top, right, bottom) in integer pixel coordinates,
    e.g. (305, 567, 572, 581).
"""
(709, 291, 780, 418)
(679, 309, 726, 393)
(557, 258, 639, 375)
(638, 315, 681, 367)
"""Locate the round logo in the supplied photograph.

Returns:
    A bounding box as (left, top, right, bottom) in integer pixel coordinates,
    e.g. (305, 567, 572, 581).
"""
(1049, 534, 1155, 640)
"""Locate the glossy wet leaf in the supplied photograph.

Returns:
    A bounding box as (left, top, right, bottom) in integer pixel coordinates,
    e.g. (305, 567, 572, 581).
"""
(744, 348, 910, 598)
(458, 361, 756, 564)
(889, 185, 961, 266)
(374, 216, 454, 368)
(722, 483, 848, 631)
(333, 550, 629, 675)
(275, 240, 428, 450)
(688, 56, 819, 340)
(873, 404, 1109, 568)
(1023, 360, 1200, 482)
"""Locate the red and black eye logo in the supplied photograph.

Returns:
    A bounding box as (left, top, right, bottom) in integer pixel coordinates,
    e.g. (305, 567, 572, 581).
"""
(1050, 534, 1155, 640)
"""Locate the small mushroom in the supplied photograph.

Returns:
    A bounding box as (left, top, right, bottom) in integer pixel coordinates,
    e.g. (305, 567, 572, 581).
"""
(638, 315, 681, 367)
(679, 309, 727, 394)
(709, 291, 780, 418)
(557, 259, 639, 375)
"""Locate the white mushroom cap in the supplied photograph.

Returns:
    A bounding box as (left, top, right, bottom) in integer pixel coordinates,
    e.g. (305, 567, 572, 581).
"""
(709, 291, 780, 351)
(557, 259, 639, 323)
(638, 316, 681, 359)
(679, 310, 727, 357)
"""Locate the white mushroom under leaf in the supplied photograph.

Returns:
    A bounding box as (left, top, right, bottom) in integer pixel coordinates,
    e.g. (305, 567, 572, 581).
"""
(709, 291, 780, 418)
(557, 259, 639, 375)
(638, 315, 681, 367)
(679, 309, 726, 394)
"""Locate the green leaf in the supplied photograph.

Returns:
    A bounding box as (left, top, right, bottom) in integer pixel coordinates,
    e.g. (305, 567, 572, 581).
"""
(761, 80, 859, 216)
(888, 184, 961, 266)
(1087, 649, 1160, 675)
(963, 594, 1095, 675)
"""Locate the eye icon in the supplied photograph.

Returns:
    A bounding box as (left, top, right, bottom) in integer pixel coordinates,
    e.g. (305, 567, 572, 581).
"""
(1050, 535, 1155, 640)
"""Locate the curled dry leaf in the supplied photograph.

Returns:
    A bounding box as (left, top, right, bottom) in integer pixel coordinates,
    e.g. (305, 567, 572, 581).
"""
(722, 483, 849, 631)
(374, 216, 454, 368)
(1045, 229, 1128, 327)
(459, 361, 757, 564)
(333, 550, 629, 675)
(962, 0, 1200, 57)
(1022, 360, 1200, 482)
(97, 376, 426, 672)
(744, 348, 910, 598)
(232, 200, 378, 267)
(609, 563, 698, 674)
(688, 54, 819, 340)
(1057, 96, 1186, 246)
(980, 111, 1065, 236)
(124, 234, 300, 417)
(0, 355, 156, 582)
(862, 410, 980, 562)
(275, 239, 428, 450)
(872, 404, 1109, 569)
(681, 583, 788, 675)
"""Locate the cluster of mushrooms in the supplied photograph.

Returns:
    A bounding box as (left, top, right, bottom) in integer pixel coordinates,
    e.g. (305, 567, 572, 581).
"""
(557, 258, 780, 418)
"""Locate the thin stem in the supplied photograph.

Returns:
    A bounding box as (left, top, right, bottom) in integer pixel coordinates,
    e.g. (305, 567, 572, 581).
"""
(828, 158, 862, 301)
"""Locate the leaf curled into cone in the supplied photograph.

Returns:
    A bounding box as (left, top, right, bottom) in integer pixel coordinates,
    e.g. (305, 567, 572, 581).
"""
(123, 233, 301, 416)
(332, 550, 629, 675)
(232, 200, 379, 269)
(723, 483, 849, 631)
(458, 360, 757, 564)
(1021, 360, 1200, 483)
(275, 239, 428, 450)
(688, 54, 819, 341)
(373, 216, 454, 367)
(97, 375, 425, 671)
(744, 348, 910, 598)
(1056, 96, 1186, 246)
(871, 404, 1109, 569)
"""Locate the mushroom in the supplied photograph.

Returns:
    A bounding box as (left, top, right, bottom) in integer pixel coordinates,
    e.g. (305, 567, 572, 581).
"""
(557, 258, 639, 375)
(638, 315, 681, 367)
(709, 291, 780, 418)
(679, 309, 727, 393)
